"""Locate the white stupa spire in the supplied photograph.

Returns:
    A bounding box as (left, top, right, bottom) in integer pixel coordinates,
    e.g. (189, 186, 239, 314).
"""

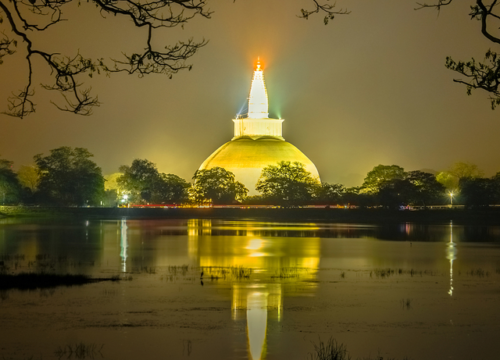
(248, 58, 269, 119)
(232, 58, 284, 140)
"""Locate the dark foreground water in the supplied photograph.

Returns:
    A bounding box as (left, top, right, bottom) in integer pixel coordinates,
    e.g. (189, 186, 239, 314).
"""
(0, 218, 499, 360)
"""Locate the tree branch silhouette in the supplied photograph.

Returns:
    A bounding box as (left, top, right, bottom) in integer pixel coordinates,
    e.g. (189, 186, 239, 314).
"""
(418, 0, 500, 109)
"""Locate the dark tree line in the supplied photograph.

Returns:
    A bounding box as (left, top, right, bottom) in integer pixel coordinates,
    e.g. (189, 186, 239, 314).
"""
(1, 148, 499, 208)
(1, 147, 104, 206)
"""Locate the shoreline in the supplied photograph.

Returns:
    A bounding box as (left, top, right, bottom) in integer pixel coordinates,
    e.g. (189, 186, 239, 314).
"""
(1, 205, 500, 225)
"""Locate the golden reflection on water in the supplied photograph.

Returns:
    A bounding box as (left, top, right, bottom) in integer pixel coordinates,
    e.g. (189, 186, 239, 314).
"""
(447, 221, 456, 297)
(120, 219, 128, 273)
(188, 219, 319, 360)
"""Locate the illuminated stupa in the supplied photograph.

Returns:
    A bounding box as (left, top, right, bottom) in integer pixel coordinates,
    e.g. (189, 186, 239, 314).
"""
(199, 60, 320, 194)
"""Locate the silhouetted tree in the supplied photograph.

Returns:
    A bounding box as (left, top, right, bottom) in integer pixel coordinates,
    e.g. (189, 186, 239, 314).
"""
(118, 159, 160, 203)
(191, 167, 247, 204)
(0, 155, 21, 204)
(436, 171, 459, 192)
(417, 1, 500, 109)
(34, 147, 104, 205)
(459, 176, 500, 207)
(17, 165, 40, 194)
(256, 161, 319, 205)
(377, 179, 415, 208)
(448, 161, 484, 179)
(118, 159, 189, 204)
(360, 165, 406, 194)
(315, 182, 346, 204)
(153, 173, 190, 204)
(406, 170, 446, 206)
(437, 161, 483, 198)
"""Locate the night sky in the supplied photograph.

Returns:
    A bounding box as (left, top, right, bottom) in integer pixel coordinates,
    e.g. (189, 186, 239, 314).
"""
(1, 0, 499, 187)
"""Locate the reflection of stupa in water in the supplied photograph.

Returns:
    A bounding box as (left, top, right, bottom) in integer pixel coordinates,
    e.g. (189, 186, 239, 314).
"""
(199, 60, 320, 194)
(188, 220, 320, 360)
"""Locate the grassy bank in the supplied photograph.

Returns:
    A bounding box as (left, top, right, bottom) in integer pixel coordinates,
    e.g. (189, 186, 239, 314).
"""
(2, 205, 500, 225)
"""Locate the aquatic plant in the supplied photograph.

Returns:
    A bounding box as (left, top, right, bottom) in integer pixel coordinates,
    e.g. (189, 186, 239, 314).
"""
(140, 266, 156, 274)
(55, 342, 103, 359)
(309, 337, 351, 360)
(467, 268, 489, 277)
(271, 267, 306, 279)
(370, 268, 432, 278)
(167, 265, 189, 276)
(309, 338, 411, 360)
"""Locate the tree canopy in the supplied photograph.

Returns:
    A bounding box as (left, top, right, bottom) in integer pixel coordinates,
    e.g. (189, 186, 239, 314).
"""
(0, 155, 21, 204)
(118, 159, 190, 204)
(256, 161, 319, 204)
(315, 182, 346, 204)
(17, 165, 40, 194)
(191, 167, 247, 204)
(436, 161, 484, 192)
(360, 165, 406, 194)
(459, 176, 500, 207)
(34, 147, 104, 205)
(358, 165, 446, 208)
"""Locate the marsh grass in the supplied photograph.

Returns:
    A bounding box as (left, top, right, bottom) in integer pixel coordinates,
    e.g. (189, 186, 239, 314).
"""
(198, 266, 253, 280)
(140, 266, 156, 274)
(168, 265, 189, 276)
(309, 337, 351, 360)
(55, 342, 103, 359)
(370, 268, 434, 278)
(1, 254, 96, 275)
(467, 268, 489, 277)
(310, 338, 411, 360)
(271, 267, 307, 279)
(0, 273, 120, 290)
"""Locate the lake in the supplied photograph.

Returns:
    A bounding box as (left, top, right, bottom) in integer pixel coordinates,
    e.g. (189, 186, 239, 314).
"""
(0, 218, 499, 360)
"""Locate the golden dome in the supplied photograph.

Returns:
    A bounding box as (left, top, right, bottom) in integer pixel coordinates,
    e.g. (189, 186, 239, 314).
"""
(198, 61, 320, 195)
(199, 137, 320, 194)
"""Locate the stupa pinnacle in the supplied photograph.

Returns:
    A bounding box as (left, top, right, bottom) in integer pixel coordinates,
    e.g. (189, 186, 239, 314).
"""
(199, 59, 320, 194)
(233, 59, 284, 140)
(248, 58, 269, 118)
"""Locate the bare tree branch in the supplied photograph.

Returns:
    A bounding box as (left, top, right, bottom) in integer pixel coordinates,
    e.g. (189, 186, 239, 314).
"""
(415, 0, 453, 11)
(0, 32, 17, 64)
(0, 0, 212, 118)
(418, 1, 500, 109)
(298, 0, 350, 25)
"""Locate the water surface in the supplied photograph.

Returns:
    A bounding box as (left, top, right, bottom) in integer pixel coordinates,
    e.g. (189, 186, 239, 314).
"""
(0, 218, 499, 360)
